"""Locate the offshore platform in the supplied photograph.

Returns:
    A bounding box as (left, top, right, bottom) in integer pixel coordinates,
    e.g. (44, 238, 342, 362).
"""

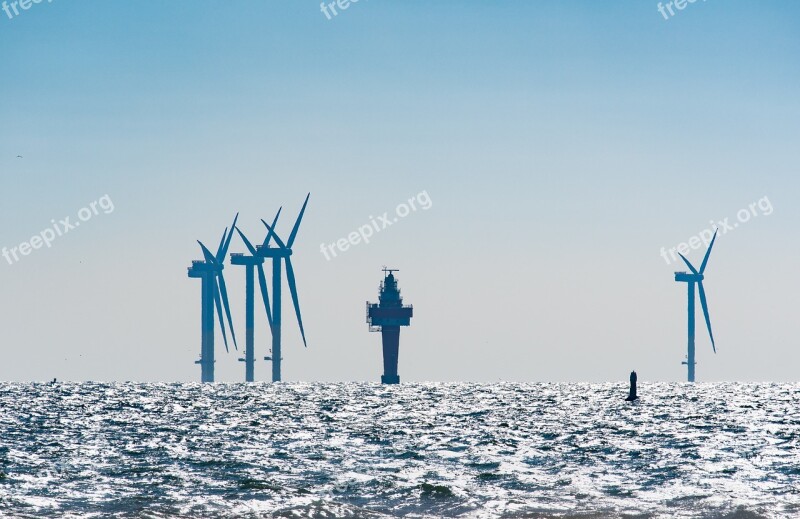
(366, 268, 413, 384)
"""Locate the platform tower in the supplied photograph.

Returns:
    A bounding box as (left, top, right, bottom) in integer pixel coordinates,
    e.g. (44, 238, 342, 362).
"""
(366, 268, 413, 384)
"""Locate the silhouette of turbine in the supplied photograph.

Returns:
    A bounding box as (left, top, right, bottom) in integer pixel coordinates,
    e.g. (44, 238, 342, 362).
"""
(674, 229, 717, 382)
(231, 208, 282, 382)
(187, 214, 239, 382)
(258, 193, 310, 382)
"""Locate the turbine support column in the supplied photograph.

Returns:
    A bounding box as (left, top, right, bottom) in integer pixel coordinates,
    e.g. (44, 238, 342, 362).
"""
(201, 274, 215, 383)
(381, 326, 401, 384)
(272, 258, 282, 382)
(687, 281, 696, 383)
(245, 264, 255, 382)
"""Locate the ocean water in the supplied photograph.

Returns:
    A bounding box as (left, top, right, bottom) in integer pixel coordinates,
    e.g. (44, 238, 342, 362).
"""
(0, 382, 798, 518)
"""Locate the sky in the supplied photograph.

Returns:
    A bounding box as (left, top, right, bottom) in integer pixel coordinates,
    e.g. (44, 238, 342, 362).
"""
(0, 1, 798, 383)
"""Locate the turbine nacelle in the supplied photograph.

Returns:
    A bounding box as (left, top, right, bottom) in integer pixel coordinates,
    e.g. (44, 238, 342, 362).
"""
(187, 261, 222, 276)
(674, 272, 703, 283)
(256, 245, 292, 258)
(230, 252, 265, 266)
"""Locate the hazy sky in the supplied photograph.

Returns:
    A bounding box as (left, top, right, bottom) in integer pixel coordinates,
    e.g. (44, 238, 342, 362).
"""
(1, 1, 798, 382)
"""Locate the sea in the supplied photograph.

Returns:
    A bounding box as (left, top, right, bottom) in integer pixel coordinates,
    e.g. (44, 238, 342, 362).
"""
(0, 382, 798, 518)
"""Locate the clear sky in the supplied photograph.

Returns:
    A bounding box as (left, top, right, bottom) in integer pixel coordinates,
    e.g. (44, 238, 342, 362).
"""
(1, 1, 798, 382)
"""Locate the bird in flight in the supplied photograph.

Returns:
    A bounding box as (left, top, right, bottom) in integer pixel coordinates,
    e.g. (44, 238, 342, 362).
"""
(16, 155, 22, 158)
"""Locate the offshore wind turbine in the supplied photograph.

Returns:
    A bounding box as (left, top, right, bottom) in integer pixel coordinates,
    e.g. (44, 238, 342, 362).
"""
(231, 208, 281, 382)
(258, 193, 310, 382)
(674, 229, 718, 382)
(187, 214, 239, 382)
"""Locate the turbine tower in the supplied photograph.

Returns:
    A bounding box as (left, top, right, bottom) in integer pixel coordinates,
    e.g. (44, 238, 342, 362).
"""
(230, 209, 281, 382)
(258, 193, 310, 382)
(187, 214, 239, 382)
(367, 268, 413, 384)
(674, 229, 718, 382)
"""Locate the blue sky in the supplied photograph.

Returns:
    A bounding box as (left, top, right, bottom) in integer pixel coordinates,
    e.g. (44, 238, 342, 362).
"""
(0, 1, 798, 382)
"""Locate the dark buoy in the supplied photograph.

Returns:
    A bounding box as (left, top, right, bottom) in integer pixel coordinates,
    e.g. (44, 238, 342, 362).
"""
(625, 371, 638, 401)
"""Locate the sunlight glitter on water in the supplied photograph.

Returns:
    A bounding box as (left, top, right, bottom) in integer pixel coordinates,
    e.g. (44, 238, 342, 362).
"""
(0, 382, 798, 518)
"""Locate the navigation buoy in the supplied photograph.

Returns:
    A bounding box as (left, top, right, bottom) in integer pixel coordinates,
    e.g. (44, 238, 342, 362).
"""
(625, 371, 639, 401)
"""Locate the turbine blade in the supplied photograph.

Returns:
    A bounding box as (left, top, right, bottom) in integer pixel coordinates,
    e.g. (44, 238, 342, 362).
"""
(698, 282, 716, 353)
(699, 229, 718, 274)
(262, 207, 282, 248)
(218, 274, 238, 351)
(235, 227, 257, 256)
(287, 193, 310, 249)
(217, 213, 239, 263)
(257, 263, 274, 333)
(285, 258, 307, 347)
(215, 228, 227, 262)
(212, 279, 229, 353)
(678, 253, 699, 275)
(261, 219, 287, 249)
(198, 241, 217, 264)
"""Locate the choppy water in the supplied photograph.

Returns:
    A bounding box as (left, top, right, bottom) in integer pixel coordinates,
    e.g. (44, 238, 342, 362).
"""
(0, 383, 799, 518)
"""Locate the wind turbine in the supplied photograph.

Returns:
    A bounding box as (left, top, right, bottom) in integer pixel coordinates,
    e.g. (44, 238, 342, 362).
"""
(187, 214, 239, 382)
(230, 208, 281, 382)
(258, 193, 310, 382)
(674, 229, 718, 382)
